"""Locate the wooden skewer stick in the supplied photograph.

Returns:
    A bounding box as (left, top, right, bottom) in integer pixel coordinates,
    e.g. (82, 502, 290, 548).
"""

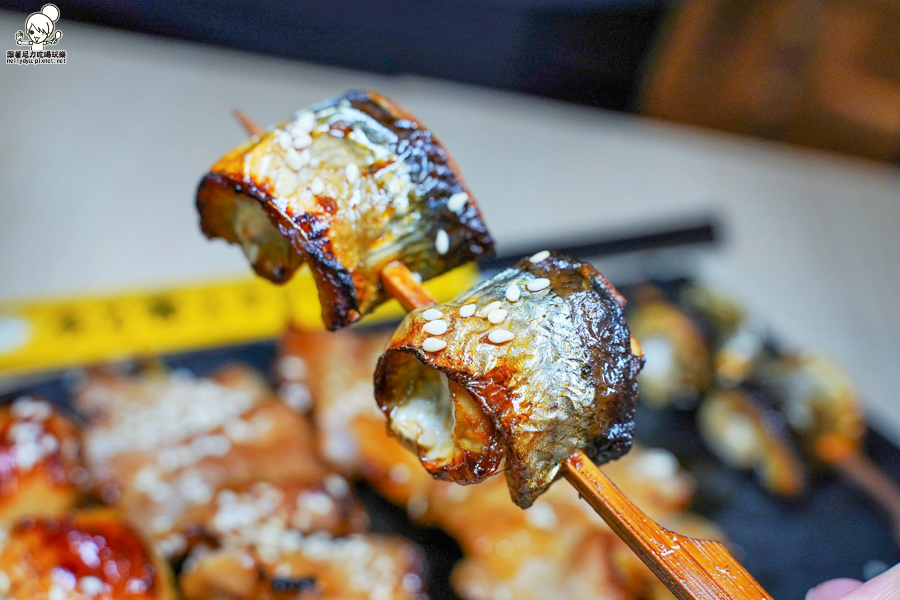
(817, 441, 900, 545)
(234, 111, 773, 600)
(234, 109, 265, 137)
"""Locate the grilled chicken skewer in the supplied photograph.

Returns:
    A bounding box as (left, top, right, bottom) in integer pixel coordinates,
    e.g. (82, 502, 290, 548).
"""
(226, 104, 772, 600)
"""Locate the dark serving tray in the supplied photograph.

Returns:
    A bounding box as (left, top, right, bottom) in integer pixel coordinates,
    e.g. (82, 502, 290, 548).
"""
(3, 222, 899, 599)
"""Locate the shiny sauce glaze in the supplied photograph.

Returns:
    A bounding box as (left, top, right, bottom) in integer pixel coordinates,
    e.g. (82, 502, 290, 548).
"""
(6, 514, 161, 598)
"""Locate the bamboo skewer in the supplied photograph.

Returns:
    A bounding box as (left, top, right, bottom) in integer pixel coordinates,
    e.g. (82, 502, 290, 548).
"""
(234, 111, 774, 600)
(234, 109, 265, 137)
(818, 442, 900, 545)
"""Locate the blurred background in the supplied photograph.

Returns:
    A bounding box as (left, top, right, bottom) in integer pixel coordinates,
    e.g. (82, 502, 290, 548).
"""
(2, 1, 900, 598)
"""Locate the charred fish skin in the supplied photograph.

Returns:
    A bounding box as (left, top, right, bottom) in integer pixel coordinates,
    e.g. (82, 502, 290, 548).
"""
(375, 251, 642, 508)
(196, 90, 495, 330)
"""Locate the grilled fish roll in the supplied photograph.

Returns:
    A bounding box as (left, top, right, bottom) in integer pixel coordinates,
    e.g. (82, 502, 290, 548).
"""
(0, 397, 88, 523)
(698, 388, 806, 498)
(197, 90, 495, 330)
(771, 354, 865, 464)
(0, 509, 177, 600)
(627, 294, 712, 409)
(374, 251, 642, 508)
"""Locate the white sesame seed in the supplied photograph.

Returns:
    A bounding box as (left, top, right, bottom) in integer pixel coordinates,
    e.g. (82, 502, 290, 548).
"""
(402, 574, 423, 593)
(423, 308, 443, 321)
(526, 278, 551, 292)
(389, 464, 411, 484)
(487, 309, 508, 324)
(488, 330, 514, 344)
(285, 147, 302, 171)
(505, 283, 520, 302)
(529, 250, 550, 263)
(447, 192, 468, 213)
(345, 163, 360, 184)
(435, 229, 450, 255)
(277, 355, 308, 381)
(411, 272, 423, 284)
(280, 383, 312, 413)
(276, 131, 292, 150)
(79, 576, 105, 597)
(11, 397, 51, 421)
(423, 320, 448, 335)
(525, 502, 558, 530)
(292, 130, 313, 150)
(478, 301, 503, 317)
(459, 304, 476, 317)
(296, 111, 317, 133)
(311, 178, 325, 195)
(324, 474, 350, 498)
(422, 338, 447, 352)
(48, 585, 67, 600)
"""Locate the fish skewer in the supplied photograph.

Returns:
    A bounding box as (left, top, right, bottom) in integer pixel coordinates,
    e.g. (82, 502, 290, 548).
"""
(376, 258, 773, 600)
(201, 91, 494, 330)
(229, 107, 773, 600)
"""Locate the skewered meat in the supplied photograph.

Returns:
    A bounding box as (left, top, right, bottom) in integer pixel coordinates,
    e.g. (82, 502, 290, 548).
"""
(765, 354, 865, 464)
(180, 532, 428, 600)
(0, 397, 88, 523)
(0, 508, 178, 600)
(374, 251, 642, 507)
(197, 90, 495, 330)
(626, 293, 712, 409)
(698, 388, 806, 498)
(279, 327, 720, 600)
(76, 366, 361, 557)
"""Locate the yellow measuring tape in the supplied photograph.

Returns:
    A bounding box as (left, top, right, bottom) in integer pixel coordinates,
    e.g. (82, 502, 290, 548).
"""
(0, 265, 480, 377)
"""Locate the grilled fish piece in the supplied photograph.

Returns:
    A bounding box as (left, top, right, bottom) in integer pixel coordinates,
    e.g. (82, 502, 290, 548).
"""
(374, 251, 642, 508)
(698, 387, 807, 498)
(626, 293, 712, 409)
(180, 533, 428, 600)
(77, 365, 361, 557)
(0, 397, 87, 524)
(197, 90, 495, 330)
(0, 509, 178, 600)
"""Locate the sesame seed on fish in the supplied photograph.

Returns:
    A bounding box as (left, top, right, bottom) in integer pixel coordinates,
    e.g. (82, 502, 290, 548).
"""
(423, 308, 443, 321)
(487, 309, 508, 324)
(435, 229, 450, 255)
(488, 330, 514, 344)
(423, 320, 448, 335)
(526, 278, 550, 292)
(447, 192, 468, 213)
(478, 301, 503, 317)
(423, 338, 447, 352)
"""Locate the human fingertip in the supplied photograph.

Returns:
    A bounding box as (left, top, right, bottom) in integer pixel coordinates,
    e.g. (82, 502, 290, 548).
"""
(804, 578, 864, 600)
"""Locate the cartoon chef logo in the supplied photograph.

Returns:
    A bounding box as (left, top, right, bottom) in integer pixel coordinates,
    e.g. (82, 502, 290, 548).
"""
(15, 4, 62, 52)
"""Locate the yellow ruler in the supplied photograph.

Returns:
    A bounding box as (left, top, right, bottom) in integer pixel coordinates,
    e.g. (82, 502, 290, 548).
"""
(0, 265, 479, 377)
